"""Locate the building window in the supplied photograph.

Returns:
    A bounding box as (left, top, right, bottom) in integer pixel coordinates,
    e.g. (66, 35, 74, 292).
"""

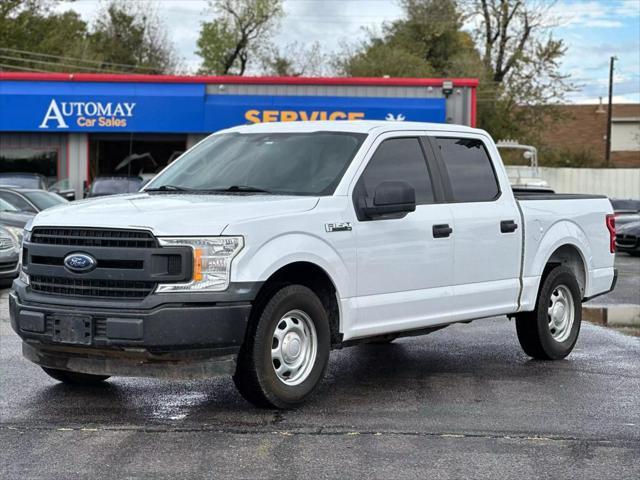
(0, 148, 58, 180)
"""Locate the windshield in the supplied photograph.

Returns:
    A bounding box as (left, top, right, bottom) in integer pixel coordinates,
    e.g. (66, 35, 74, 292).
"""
(0, 198, 18, 212)
(23, 191, 68, 210)
(145, 132, 366, 196)
(0, 175, 42, 189)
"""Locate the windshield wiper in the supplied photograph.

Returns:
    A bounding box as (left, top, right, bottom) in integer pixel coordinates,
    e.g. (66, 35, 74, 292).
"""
(144, 184, 190, 192)
(211, 185, 272, 194)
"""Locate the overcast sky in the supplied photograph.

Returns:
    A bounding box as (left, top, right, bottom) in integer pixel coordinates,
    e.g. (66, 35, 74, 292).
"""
(58, 0, 640, 103)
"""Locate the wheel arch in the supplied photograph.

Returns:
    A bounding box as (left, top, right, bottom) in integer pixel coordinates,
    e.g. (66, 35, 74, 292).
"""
(542, 244, 587, 298)
(524, 220, 592, 306)
(249, 261, 342, 345)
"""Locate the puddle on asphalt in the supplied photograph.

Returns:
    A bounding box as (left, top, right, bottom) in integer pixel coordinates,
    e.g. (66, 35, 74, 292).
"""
(583, 304, 640, 336)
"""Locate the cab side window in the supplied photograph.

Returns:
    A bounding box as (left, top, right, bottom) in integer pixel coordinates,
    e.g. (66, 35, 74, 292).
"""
(356, 137, 435, 205)
(435, 137, 500, 202)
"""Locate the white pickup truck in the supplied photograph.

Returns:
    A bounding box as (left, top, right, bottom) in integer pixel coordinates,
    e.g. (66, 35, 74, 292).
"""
(10, 121, 617, 408)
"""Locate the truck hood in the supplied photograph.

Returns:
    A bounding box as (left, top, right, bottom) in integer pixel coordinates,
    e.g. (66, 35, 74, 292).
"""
(31, 193, 320, 236)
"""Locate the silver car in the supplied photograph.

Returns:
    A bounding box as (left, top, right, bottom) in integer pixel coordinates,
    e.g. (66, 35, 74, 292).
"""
(0, 224, 20, 284)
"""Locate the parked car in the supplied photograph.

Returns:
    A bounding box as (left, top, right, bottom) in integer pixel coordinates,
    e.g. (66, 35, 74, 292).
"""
(48, 178, 76, 201)
(0, 172, 48, 190)
(0, 173, 76, 201)
(610, 199, 640, 227)
(615, 221, 640, 256)
(86, 176, 144, 198)
(10, 121, 616, 409)
(0, 224, 20, 284)
(0, 197, 33, 247)
(0, 187, 68, 213)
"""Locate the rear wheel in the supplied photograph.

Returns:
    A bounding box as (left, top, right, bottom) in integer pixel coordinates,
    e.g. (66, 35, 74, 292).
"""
(41, 367, 110, 385)
(234, 284, 331, 409)
(515, 266, 582, 360)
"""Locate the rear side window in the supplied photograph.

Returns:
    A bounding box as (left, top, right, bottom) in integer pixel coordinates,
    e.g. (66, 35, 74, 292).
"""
(357, 137, 434, 205)
(436, 137, 500, 202)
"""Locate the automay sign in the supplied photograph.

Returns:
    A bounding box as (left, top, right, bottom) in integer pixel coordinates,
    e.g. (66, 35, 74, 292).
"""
(39, 99, 136, 129)
(0, 81, 447, 133)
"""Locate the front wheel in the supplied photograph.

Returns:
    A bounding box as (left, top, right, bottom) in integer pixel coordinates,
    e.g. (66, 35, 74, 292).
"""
(515, 266, 582, 360)
(41, 367, 110, 385)
(234, 285, 331, 409)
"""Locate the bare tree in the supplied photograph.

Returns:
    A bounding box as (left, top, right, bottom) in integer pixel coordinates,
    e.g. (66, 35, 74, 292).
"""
(196, 0, 283, 75)
(467, 0, 573, 100)
(260, 42, 332, 77)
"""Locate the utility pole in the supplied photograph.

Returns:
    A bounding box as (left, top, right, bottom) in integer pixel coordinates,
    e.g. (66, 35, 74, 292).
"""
(605, 56, 616, 165)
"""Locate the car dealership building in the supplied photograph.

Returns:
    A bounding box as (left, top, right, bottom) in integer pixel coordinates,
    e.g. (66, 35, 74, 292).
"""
(0, 73, 478, 198)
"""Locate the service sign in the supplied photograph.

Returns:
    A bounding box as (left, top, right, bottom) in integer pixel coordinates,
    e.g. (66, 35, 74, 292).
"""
(0, 81, 446, 133)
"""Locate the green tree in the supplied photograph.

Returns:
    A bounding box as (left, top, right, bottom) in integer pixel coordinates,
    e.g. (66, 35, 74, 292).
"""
(466, 0, 575, 144)
(0, 0, 89, 72)
(336, 0, 574, 147)
(196, 0, 283, 75)
(336, 0, 480, 78)
(87, 0, 179, 74)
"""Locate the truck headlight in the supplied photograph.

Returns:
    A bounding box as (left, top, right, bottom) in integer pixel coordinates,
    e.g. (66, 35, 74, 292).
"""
(156, 236, 244, 292)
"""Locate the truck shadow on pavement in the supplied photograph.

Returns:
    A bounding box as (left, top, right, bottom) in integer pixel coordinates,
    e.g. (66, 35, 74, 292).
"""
(15, 331, 583, 429)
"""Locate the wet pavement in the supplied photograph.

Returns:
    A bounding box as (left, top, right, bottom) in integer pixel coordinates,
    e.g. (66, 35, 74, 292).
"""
(584, 254, 640, 336)
(1, 284, 639, 479)
(1, 255, 639, 478)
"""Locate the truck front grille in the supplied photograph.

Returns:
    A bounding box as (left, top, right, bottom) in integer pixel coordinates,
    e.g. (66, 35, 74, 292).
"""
(31, 228, 157, 249)
(30, 275, 156, 299)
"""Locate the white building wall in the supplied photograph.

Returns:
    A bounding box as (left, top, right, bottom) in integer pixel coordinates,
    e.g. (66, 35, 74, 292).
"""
(611, 120, 640, 151)
(506, 166, 640, 199)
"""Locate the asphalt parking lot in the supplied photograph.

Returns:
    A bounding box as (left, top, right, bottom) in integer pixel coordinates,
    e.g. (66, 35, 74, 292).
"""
(1, 256, 638, 479)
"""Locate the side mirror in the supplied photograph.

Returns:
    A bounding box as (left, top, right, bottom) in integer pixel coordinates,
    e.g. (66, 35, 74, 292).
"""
(361, 181, 416, 219)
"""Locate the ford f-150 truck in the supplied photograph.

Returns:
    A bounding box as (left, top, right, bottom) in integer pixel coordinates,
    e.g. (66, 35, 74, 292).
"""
(9, 121, 617, 409)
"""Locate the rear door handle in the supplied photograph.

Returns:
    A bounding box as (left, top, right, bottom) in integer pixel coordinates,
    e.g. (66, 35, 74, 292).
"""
(500, 220, 518, 233)
(433, 224, 453, 238)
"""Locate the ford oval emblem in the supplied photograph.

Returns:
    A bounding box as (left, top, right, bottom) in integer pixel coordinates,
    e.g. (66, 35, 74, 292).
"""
(64, 253, 97, 273)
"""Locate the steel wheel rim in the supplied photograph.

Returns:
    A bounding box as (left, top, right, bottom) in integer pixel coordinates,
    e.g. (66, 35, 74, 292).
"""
(547, 285, 574, 342)
(271, 309, 318, 386)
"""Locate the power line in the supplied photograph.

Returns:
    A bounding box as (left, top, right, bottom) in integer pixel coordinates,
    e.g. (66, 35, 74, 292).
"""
(0, 54, 137, 74)
(0, 63, 50, 73)
(0, 48, 163, 72)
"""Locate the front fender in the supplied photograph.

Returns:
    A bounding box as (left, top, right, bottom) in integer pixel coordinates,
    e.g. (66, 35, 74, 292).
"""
(230, 232, 353, 299)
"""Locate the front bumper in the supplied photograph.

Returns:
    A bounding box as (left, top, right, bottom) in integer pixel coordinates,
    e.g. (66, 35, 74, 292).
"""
(616, 235, 640, 253)
(9, 285, 256, 378)
(0, 251, 19, 279)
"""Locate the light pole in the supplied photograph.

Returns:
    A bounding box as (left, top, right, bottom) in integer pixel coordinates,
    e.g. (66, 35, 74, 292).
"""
(605, 56, 616, 165)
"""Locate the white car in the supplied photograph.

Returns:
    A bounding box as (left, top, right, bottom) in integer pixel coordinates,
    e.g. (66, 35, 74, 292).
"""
(10, 121, 617, 408)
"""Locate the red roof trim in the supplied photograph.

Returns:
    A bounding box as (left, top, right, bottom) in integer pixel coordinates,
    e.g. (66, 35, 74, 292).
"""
(0, 72, 478, 88)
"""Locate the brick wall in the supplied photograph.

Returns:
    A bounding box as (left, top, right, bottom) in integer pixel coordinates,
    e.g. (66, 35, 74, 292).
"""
(541, 104, 639, 167)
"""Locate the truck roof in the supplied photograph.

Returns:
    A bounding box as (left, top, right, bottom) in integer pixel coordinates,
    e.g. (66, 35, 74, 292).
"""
(223, 120, 483, 135)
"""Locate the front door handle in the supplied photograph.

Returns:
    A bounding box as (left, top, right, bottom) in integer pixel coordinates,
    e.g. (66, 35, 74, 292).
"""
(433, 224, 453, 238)
(500, 220, 518, 233)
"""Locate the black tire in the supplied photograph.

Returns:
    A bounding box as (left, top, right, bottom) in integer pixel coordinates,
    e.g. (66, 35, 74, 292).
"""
(516, 266, 582, 360)
(41, 367, 110, 385)
(233, 284, 331, 409)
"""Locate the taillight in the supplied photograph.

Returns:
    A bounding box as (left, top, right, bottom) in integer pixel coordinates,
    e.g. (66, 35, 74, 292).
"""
(606, 214, 616, 253)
